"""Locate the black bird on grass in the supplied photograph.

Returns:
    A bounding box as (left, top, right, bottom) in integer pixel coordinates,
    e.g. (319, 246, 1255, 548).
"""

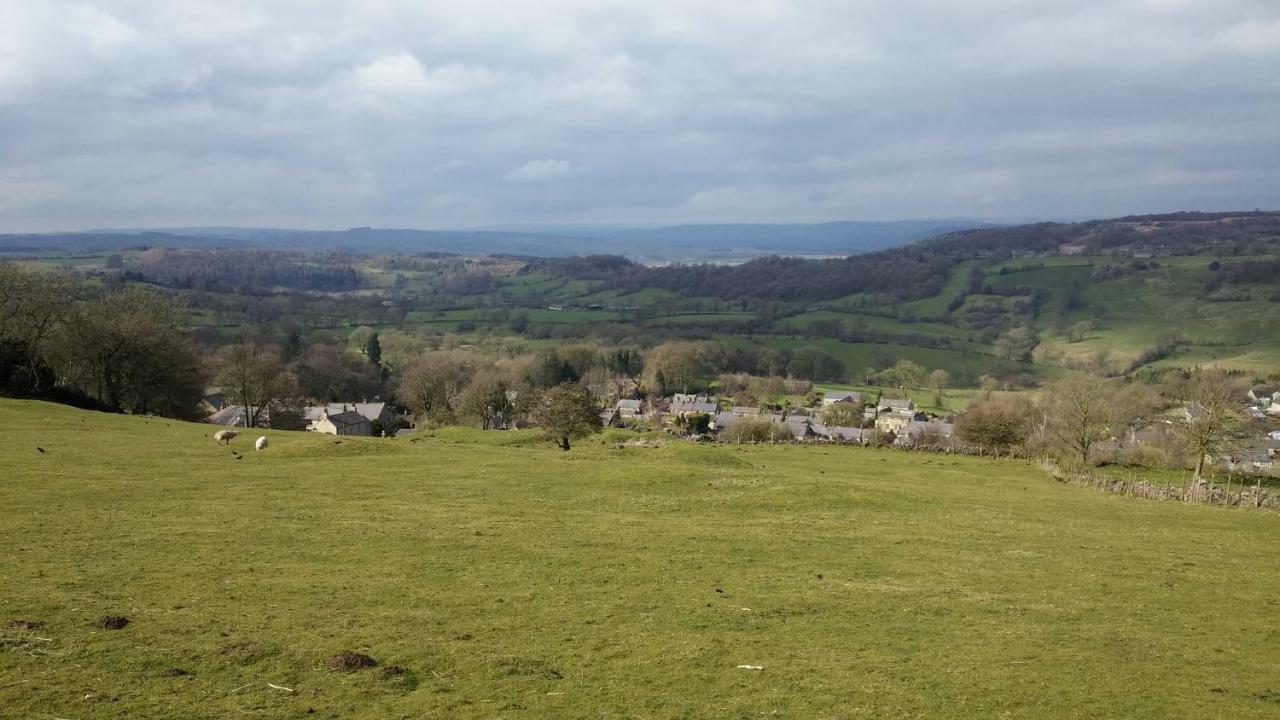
(36, 447, 46, 453)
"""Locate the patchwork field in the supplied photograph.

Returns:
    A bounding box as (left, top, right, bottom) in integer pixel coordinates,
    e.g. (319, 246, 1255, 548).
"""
(2, 399, 1279, 718)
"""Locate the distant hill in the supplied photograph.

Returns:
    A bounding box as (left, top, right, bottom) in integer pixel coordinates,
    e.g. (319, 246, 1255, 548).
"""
(0, 231, 248, 253)
(533, 210, 1280, 302)
(921, 211, 1280, 256)
(529, 220, 991, 260)
(0, 219, 991, 261)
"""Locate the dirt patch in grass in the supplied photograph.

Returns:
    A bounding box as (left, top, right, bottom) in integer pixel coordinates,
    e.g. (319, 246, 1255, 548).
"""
(161, 668, 192, 677)
(95, 615, 129, 630)
(327, 651, 377, 672)
(7, 620, 44, 630)
(379, 665, 419, 691)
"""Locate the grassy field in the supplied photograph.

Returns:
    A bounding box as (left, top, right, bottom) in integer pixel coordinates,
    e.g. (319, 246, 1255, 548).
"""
(3, 399, 1280, 718)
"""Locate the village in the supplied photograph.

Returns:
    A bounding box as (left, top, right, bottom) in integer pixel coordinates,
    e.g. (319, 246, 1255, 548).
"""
(199, 375, 1280, 477)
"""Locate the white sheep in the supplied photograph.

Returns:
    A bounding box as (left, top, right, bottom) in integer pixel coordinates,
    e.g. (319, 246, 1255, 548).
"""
(255, 436, 269, 451)
(213, 429, 238, 445)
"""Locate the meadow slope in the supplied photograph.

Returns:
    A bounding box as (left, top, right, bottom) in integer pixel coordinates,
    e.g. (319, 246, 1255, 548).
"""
(2, 399, 1279, 718)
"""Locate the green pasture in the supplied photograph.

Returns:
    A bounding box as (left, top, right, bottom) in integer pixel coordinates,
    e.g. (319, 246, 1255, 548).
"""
(2, 399, 1280, 718)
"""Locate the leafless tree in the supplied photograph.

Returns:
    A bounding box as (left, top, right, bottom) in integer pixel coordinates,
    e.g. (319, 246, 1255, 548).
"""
(1176, 369, 1246, 482)
(1042, 375, 1125, 465)
(215, 340, 296, 428)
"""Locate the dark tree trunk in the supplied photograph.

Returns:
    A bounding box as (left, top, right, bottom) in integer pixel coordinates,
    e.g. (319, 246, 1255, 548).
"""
(559, 435, 571, 451)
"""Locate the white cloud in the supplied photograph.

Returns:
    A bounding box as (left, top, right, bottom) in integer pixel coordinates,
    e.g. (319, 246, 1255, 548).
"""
(503, 159, 573, 183)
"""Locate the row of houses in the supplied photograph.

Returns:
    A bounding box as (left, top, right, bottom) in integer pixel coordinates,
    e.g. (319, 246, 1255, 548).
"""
(203, 393, 404, 437)
(598, 391, 956, 447)
(1247, 387, 1280, 419)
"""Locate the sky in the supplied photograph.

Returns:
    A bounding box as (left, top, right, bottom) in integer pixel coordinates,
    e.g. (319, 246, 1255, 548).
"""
(2, 0, 1279, 232)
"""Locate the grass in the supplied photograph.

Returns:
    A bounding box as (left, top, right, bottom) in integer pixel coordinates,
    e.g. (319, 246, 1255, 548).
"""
(1012, 256, 1280, 370)
(897, 260, 979, 319)
(3, 399, 1280, 717)
(774, 311, 972, 340)
(644, 312, 757, 326)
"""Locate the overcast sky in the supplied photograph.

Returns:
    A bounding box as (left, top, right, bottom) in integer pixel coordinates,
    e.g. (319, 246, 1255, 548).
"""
(2, 0, 1279, 232)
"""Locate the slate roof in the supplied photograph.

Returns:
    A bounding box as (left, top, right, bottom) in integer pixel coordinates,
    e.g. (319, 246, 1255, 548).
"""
(324, 410, 369, 428)
(672, 401, 719, 414)
(824, 392, 863, 404)
(671, 393, 709, 404)
(903, 420, 955, 437)
(812, 424, 865, 442)
(783, 421, 815, 440)
(305, 402, 390, 423)
(880, 397, 915, 410)
(208, 405, 260, 427)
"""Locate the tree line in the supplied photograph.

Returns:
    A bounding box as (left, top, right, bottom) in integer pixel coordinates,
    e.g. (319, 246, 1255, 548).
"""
(954, 369, 1252, 481)
(128, 248, 363, 292)
(1, 264, 206, 417)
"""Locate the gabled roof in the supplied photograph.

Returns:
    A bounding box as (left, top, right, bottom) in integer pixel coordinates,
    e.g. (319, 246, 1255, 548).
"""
(671, 401, 719, 414)
(208, 405, 260, 427)
(670, 392, 711, 404)
(616, 399, 643, 410)
(825, 391, 863, 404)
(714, 412, 740, 428)
(902, 420, 955, 437)
(780, 421, 814, 439)
(728, 406, 761, 416)
(324, 410, 369, 428)
(880, 397, 915, 410)
(812, 424, 865, 441)
(305, 402, 389, 423)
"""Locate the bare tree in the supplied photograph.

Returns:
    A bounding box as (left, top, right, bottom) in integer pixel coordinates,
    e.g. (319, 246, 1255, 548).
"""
(457, 368, 515, 430)
(643, 341, 713, 395)
(395, 351, 473, 426)
(1177, 369, 1245, 482)
(215, 340, 295, 428)
(821, 401, 863, 427)
(1042, 375, 1124, 465)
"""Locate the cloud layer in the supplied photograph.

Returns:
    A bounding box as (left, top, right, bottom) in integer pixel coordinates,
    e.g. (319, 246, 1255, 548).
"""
(2, 0, 1278, 231)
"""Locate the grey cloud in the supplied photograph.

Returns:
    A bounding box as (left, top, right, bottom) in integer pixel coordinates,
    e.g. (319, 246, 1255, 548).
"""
(1, 0, 1278, 232)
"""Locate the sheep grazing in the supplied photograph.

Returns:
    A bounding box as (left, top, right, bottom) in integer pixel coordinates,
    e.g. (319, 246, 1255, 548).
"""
(213, 430, 238, 445)
(255, 436, 269, 451)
